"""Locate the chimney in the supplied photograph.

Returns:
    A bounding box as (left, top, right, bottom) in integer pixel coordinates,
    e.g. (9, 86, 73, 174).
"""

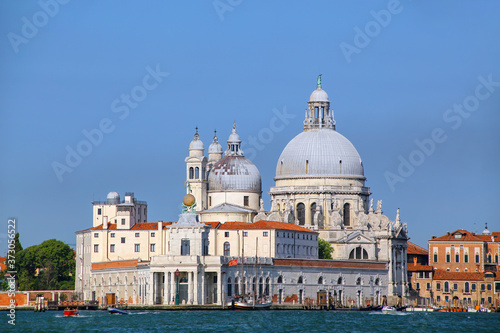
(158, 221, 162, 231)
(103, 216, 108, 229)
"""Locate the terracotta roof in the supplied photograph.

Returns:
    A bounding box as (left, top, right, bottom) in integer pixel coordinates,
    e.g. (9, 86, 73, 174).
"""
(131, 222, 173, 230)
(407, 241, 428, 255)
(219, 220, 317, 233)
(430, 229, 498, 242)
(432, 270, 487, 281)
(0, 256, 6, 271)
(92, 259, 149, 270)
(407, 263, 433, 272)
(203, 222, 221, 229)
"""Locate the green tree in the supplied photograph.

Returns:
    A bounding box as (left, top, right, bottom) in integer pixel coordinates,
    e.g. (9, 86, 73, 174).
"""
(16, 239, 75, 290)
(1, 233, 23, 290)
(318, 238, 333, 259)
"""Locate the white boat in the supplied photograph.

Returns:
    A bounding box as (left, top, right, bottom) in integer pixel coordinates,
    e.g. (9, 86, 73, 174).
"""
(405, 306, 437, 312)
(381, 306, 397, 314)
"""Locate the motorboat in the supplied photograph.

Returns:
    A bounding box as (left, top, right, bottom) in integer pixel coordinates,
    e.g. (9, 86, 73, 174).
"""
(63, 308, 79, 317)
(381, 306, 397, 314)
(231, 297, 272, 310)
(108, 306, 130, 315)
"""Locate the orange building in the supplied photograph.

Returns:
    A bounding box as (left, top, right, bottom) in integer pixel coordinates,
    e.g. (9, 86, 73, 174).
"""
(408, 227, 500, 309)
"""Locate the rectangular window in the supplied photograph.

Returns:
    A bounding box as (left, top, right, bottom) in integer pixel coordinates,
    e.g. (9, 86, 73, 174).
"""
(436, 283, 441, 291)
(472, 284, 476, 291)
(93, 244, 99, 253)
(134, 244, 140, 252)
(150, 244, 155, 252)
(225, 232, 229, 237)
(488, 297, 492, 304)
(481, 284, 485, 291)
(94, 233, 99, 238)
(464, 254, 468, 263)
(181, 239, 190, 255)
(135, 232, 140, 237)
(453, 283, 458, 291)
(243, 196, 249, 207)
(416, 282, 420, 290)
(455, 254, 460, 263)
(110, 244, 115, 253)
(446, 254, 451, 263)
(243, 231, 248, 237)
(98, 208, 102, 215)
(151, 232, 155, 237)
(263, 231, 269, 237)
(475, 254, 480, 263)
(121, 218, 126, 225)
(110, 233, 115, 238)
(426, 283, 431, 290)
(487, 284, 492, 291)
(436, 295, 441, 302)
(121, 237, 126, 244)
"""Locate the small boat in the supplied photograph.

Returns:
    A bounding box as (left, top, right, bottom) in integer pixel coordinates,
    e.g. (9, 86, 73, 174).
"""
(63, 308, 79, 317)
(381, 306, 397, 314)
(108, 307, 130, 315)
(232, 299, 272, 310)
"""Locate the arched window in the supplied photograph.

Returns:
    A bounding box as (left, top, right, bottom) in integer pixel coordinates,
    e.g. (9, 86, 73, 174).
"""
(444, 281, 449, 293)
(298, 276, 303, 284)
(297, 203, 305, 225)
(487, 253, 492, 263)
(343, 203, 350, 226)
(195, 167, 200, 179)
(227, 278, 232, 297)
(265, 277, 270, 296)
(464, 282, 470, 293)
(349, 247, 368, 260)
(318, 276, 323, 285)
(337, 277, 343, 285)
(223, 242, 230, 256)
(259, 277, 263, 297)
(277, 276, 283, 284)
(375, 278, 380, 286)
(235, 277, 239, 295)
(189, 167, 194, 179)
(356, 277, 361, 285)
(310, 202, 317, 225)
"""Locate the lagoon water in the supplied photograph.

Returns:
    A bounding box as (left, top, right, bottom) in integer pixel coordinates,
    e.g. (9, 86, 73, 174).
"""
(5, 310, 499, 332)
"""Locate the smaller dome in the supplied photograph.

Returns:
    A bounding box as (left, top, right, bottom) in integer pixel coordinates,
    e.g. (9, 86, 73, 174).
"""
(189, 137, 204, 150)
(107, 191, 120, 205)
(209, 132, 223, 154)
(309, 88, 329, 102)
(482, 223, 491, 235)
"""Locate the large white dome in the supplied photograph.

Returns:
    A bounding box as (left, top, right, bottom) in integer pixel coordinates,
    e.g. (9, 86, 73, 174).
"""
(208, 156, 261, 192)
(276, 129, 364, 178)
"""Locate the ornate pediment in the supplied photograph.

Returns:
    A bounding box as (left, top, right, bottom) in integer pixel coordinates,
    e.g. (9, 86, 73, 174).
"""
(338, 231, 376, 244)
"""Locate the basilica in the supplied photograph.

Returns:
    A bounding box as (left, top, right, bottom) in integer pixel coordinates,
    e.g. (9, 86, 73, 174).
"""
(75, 77, 409, 307)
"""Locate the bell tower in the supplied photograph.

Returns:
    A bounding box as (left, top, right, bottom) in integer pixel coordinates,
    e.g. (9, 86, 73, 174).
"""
(185, 127, 208, 211)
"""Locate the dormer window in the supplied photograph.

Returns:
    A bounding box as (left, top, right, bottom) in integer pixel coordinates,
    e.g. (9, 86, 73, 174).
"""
(454, 234, 462, 239)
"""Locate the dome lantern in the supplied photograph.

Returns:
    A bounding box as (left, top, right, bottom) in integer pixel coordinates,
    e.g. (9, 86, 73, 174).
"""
(304, 75, 335, 131)
(189, 127, 204, 157)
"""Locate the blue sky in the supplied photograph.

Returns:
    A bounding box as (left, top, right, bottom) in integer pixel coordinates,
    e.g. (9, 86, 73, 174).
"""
(1, 0, 499, 252)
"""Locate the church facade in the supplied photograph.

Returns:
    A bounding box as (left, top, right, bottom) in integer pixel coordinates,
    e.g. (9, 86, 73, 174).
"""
(75, 77, 408, 307)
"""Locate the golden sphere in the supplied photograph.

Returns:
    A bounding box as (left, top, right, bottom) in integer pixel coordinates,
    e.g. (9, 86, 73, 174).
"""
(183, 194, 195, 207)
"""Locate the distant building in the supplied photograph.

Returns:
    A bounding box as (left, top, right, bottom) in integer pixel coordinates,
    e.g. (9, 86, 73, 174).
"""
(407, 227, 500, 309)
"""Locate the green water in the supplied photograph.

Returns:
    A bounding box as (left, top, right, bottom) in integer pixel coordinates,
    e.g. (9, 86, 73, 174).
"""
(4, 310, 499, 332)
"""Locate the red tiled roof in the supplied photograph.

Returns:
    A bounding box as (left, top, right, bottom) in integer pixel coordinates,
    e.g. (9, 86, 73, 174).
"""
(432, 270, 485, 281)
(204, 222, 221, 229)
(407, 263, 433, 272)
(219, 220, 317, 233)
(407, 241, 428, 255)
(273, 259, 386, 269)
(92, 259, 145, 270)
(0, 256, 6, 271)
(131, 222, 174, 230)
(430, 229, 498, 242)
